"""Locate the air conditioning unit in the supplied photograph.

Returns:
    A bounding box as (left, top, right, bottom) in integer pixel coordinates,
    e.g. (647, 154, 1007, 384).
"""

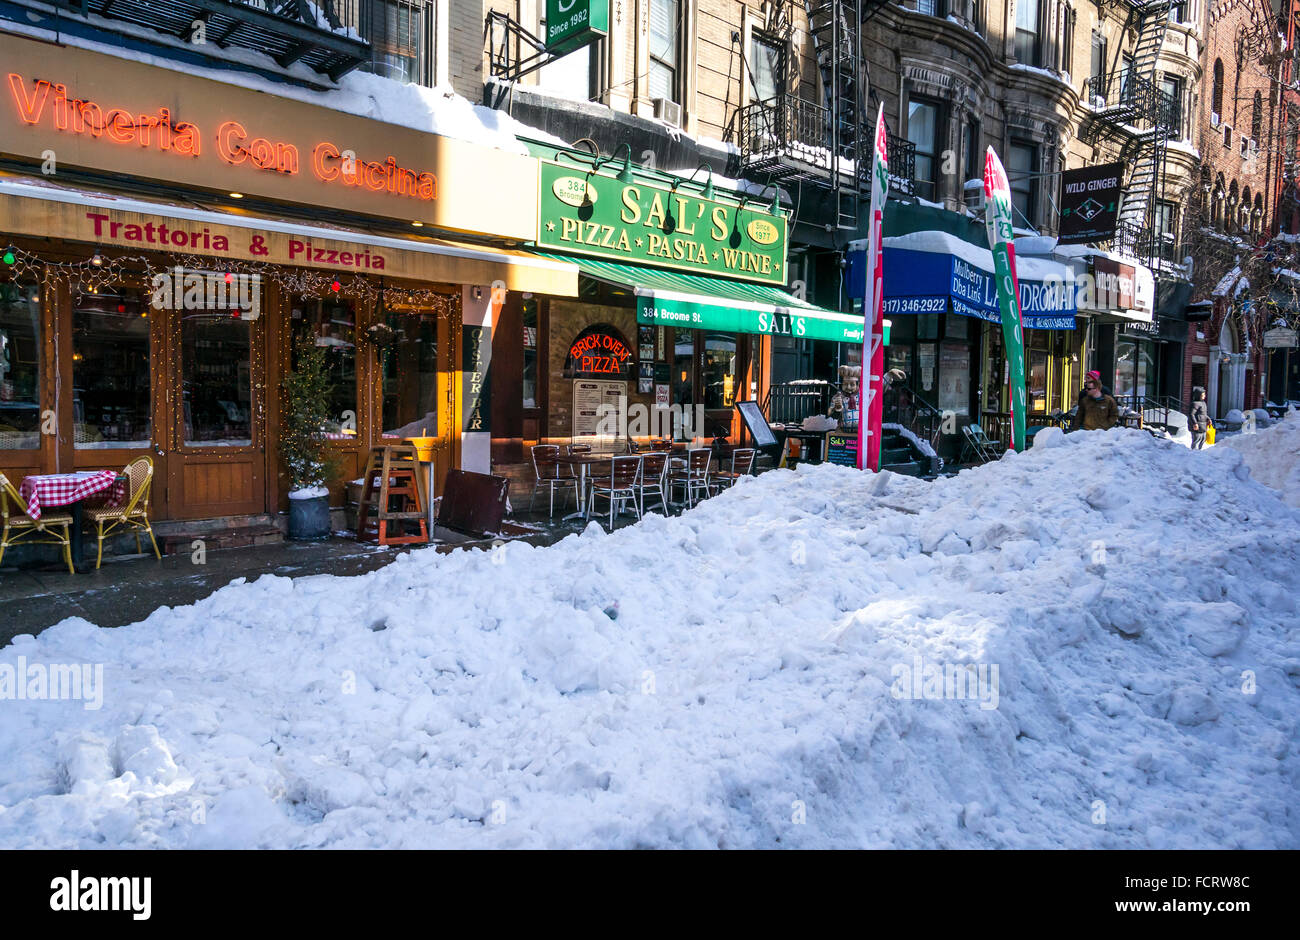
(652, 97, 683, 128)
(963, 178, 985, 211)
(1210, 111, 1220, 128)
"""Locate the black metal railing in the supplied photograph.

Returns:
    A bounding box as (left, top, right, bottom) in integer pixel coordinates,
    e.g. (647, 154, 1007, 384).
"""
(883, 125, 917, 198)
(883, 384, 944, 449)
(763, 380, 837, 425)
(49, 0, 371, 79)
(1084, 71, 1177, 131)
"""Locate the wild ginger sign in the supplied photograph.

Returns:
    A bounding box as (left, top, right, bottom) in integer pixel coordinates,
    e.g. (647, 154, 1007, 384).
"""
(536, 160, 788, 285)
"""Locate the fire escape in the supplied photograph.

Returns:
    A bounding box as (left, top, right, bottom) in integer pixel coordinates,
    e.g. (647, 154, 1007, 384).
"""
(1081, 0, 1176, 271)
(730, 0, 911, 232)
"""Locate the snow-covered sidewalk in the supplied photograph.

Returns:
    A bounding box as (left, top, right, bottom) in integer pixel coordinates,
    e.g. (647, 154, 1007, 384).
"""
(1, 427, 1297, 848)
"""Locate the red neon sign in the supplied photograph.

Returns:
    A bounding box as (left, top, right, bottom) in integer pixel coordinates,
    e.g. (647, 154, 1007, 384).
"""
(567, 328, 632, 377)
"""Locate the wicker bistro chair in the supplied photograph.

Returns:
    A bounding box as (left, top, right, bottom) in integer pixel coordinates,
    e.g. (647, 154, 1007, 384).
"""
(587, 455, 643, 529)
(668, 447, 712, 509)
(634, 452, 671, 515)
(528, 444, 578, 519)
(710, 447, 756, 494)
(85, 456, 161, 568)
(0, 474, 76, 574)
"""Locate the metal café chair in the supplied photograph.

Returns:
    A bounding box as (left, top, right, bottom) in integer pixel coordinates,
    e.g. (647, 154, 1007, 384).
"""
(587, 454, 643, 529)
(635, 451, 671, 515)
(710, 447, 756, 494)
(528, 444, 578, 519)
(669, 447, 712, 509)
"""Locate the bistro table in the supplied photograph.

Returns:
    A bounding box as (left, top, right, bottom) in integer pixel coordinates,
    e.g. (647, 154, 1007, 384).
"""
(19, 470, 127, 571)
(557, 453, 613, 522)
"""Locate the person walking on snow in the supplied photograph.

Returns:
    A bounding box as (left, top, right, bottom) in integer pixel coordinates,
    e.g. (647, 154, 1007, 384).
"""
(1069, 371, 1119, 431)
(1189, 386, 1210, 450)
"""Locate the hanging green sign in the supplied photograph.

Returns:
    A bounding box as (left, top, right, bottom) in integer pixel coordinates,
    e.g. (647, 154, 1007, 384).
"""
(545, 0, 609, 55)
(636, 295, 862, 343)
(537, 160, 788, 286)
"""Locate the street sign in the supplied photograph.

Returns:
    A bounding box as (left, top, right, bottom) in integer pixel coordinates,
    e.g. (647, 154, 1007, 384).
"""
(1263, 327, 1298, 348)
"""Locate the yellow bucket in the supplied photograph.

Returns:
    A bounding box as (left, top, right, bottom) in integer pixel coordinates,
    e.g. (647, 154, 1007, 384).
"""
(406, 436, 436, 462)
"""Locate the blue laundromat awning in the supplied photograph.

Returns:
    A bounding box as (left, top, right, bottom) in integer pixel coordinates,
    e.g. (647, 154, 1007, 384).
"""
(851, 231, 1078, 330)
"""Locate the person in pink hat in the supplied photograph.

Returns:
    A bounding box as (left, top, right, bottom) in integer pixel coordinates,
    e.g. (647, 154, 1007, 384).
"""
(1068, 370, 1119, 431)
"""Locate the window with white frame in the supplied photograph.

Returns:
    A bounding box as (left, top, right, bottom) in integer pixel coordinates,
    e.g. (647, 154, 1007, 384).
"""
(1015, 0, 1042, 67)
(648, 0, 681, 103)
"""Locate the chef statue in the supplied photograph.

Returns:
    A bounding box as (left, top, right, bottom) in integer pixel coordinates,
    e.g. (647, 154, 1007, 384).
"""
(828, 365, 862, 430)
(828, 364, 907, 431)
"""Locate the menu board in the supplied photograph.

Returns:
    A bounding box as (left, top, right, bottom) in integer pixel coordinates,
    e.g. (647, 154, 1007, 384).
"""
(572, 379, 625, 447)
(735, 400, 777, 448)
(825, 431, 859, 467)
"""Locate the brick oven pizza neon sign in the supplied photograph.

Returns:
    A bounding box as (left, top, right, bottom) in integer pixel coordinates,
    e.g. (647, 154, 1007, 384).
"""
(6, 74, 437, 201)
(566, 325, 632, 378)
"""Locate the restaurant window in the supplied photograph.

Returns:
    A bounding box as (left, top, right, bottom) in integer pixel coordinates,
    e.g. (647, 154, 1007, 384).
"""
(1029, 348, 1049, 413)
(648, 0, 681, 103)
(1008, 140, 1038, 227)
(291, 298, 357, 440)
(938, 342, 971, 416)
(382, 309, 439, 439)
(0, 281, 40, 450)
(672, 332, 693, 406)
(749, 33, 784, 103)
(1015, 0, 1042, 67)
(908, 96, 942, 201)
(181, 312, 252, 446)
(73, 285, 151, 449)
(702, 333, 738, 410)
(522, 297, 539, 409)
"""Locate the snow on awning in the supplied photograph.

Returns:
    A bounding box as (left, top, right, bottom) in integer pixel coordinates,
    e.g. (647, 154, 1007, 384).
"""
(881, 230, 1077, 330)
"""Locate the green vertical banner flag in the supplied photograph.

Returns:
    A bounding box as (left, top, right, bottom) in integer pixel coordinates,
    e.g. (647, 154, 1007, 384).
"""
(862, 104, 890, 472)
(983, 147, 1028, 453)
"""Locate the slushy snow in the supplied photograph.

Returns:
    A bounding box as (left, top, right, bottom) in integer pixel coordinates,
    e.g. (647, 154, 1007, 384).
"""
(1220, 410, 1300, 507)
(1, 428, 1297, 848)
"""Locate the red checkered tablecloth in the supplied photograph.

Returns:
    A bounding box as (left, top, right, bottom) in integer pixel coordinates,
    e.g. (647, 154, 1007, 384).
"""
(19, 471, 126, 521)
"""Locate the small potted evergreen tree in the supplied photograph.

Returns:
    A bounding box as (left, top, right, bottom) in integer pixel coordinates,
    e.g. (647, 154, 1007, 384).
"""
(281, 333, 336, 540)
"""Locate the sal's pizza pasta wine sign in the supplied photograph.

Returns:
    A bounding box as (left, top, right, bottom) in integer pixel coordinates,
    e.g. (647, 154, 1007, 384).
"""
(537, 160, 788, 286)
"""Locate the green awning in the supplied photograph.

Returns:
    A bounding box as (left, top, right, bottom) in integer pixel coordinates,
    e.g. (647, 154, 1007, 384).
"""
(536, 253, 864, 343)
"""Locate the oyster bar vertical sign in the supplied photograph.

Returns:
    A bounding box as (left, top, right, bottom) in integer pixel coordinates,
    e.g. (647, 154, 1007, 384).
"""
(545, 0, 610, 54)
(536, 160, 788, 285)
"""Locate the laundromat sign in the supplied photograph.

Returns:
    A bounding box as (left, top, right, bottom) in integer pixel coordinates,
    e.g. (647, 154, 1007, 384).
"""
(537, 160, 788, 285)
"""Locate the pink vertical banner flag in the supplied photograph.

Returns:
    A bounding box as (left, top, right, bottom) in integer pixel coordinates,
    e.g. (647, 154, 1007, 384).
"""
(861, 104, 890, 471)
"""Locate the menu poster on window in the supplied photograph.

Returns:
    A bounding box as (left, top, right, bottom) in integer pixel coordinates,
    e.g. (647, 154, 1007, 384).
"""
(918, 343, 936, 392)
(655, 384, 670, 407)
(825, 431, 859, 467)
(938, 342, 971, 417)
(572, 379, 625, 445)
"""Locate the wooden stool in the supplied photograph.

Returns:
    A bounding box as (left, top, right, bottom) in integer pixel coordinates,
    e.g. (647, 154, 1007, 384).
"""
(356, 445, 429, 546)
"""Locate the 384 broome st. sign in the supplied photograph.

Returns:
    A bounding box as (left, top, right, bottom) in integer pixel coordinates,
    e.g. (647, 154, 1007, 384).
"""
(0, 33, 539, 241)
(536, 160, 788, 285)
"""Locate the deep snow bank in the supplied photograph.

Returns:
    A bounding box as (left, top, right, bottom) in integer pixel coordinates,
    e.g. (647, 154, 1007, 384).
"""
(1220, 410, 1300, 506)
(1, 428, 1297, 848)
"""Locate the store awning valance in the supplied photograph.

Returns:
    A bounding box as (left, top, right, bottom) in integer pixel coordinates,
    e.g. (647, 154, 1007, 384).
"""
(536, 253, 865, 343)
(0, 175, 579, 296)
(882, 232, 1077, 330)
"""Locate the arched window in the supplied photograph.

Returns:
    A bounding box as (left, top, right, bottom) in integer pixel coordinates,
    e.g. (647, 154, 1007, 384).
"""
(1211, 174, 1225, 227)
(1242, 187, 1252, 231)
(1252, 91, 1263, 141)
(1212, 59, 1224, 117)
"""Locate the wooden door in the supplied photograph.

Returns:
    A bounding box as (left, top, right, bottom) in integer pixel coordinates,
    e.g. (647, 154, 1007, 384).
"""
(162, 303, 267, 520)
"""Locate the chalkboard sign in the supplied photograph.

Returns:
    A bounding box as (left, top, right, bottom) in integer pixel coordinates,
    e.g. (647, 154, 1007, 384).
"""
(735, 400, 777, 448)
(825, 431, 859, 467)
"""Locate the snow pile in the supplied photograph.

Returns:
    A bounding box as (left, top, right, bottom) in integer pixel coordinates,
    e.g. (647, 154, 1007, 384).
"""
(1, 430, 1297, 848)
(1220, 410, 1300, 506)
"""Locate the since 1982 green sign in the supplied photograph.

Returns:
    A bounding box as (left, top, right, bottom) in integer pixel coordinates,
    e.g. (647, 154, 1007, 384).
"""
(545, 0, 609, 55)
(537, 160, 788, 286)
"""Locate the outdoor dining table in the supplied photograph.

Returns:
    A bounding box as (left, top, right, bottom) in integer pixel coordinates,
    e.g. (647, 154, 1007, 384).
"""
(19, 470, 127, 572)
(556, 453, 612, 522)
